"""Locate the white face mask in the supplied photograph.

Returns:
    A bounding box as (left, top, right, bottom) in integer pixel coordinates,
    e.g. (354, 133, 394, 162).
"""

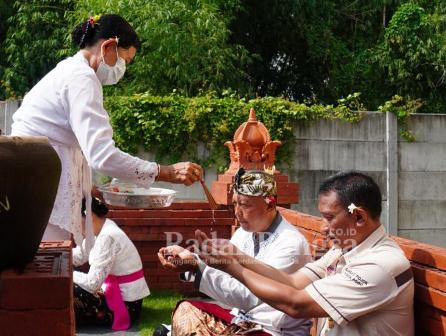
(96, 40, 126, 85)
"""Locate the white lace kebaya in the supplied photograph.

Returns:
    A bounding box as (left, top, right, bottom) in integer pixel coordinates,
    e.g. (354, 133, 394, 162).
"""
(73, 219, 150, 302)
(11, 51, 158, 245)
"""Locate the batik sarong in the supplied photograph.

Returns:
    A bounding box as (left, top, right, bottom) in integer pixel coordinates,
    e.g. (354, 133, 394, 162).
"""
(172, 300, 270, 336)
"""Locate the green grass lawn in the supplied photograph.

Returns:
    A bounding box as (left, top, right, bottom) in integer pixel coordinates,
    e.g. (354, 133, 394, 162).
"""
(139, 290, 184, 336)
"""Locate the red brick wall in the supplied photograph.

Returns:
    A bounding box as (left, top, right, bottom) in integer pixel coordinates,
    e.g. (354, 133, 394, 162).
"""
(108, 201, 234, 295)
(278, 207, 446, 336)
(0, 241, 74, 336)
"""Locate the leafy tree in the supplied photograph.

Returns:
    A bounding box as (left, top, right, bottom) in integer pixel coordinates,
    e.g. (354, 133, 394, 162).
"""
(226, 0, 313, 100)
(2, 0, 74, 97)
(227, 0, 404, 105)
(2, 0, 446, 114)
(0, 0, 15, 99)
(68, 0, 251, 96)
(324, 0, 403, 108)
(375, 2, 446, 112)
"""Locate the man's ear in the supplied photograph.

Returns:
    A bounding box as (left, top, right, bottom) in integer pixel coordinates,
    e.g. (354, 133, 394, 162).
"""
(355, 208, 368, 227)
(266, 202, 276, 211)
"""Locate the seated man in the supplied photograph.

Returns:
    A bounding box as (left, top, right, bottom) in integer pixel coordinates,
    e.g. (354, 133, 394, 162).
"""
(196, 171, 415, 336)
(157, 168, 312, 336)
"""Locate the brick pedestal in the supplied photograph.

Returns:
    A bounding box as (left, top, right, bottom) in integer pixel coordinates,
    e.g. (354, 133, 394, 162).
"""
(108, 200, 234, 295)
(210, 108, 299, 208)
(0, 241, 74, 336)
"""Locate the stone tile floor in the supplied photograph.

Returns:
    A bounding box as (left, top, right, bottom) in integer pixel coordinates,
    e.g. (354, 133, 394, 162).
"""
(76, 325, 140, 335)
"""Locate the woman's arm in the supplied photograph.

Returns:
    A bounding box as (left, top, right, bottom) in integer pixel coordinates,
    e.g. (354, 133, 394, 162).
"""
(65, 75, 202, 186)
(73, 235, 119, 294)
(72, 239, 89, 267)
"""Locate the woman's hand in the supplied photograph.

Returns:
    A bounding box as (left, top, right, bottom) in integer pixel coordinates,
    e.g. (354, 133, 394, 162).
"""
(194, 229, 241, 271)
(157, 245, 198, 273)
(158, 162, 203, 186)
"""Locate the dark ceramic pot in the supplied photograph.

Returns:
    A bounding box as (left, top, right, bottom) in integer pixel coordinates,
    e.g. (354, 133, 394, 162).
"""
(0, 136, 61, 271)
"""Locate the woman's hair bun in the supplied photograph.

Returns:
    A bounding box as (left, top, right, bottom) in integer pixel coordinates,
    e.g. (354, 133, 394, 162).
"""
(72, 18, 96, 48)
(71, 14, 140, 50)
(81, 196, 109, 218)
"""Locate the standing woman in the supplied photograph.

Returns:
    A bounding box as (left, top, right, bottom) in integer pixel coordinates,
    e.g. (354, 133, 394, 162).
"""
(11, 14, 203, 247)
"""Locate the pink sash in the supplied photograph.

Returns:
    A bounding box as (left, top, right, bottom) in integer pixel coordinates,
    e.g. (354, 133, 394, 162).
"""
(104, 269, 144, 331)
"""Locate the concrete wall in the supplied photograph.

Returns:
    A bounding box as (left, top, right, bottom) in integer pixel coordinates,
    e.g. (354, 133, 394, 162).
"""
(284, 112, 446, 247)
(0, 100, 19, 135)
(2, 100, 445, 247)
(397, 114, 446, 247)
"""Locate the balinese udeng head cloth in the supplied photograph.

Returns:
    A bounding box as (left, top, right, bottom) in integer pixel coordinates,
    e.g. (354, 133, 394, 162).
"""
(233, 168, 277, 202)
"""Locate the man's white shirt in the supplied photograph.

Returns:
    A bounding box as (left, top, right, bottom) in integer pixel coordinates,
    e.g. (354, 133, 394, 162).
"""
(191, 214, 313, 336)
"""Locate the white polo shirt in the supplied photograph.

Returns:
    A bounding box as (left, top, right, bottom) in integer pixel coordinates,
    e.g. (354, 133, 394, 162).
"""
(300, 225, 414, 336)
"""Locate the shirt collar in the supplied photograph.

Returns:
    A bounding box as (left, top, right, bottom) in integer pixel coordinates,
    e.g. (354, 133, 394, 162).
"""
(342, 224, 387, 263)
(253, 212, 281, 238)
(252, 212, 281, 255)
(76, 51, 90, 65)
(265, 212, 281, 235)
(98, 218, 114, 235)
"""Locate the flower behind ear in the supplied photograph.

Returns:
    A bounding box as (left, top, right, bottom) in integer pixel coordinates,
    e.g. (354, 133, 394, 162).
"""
(348, 203, 359, 213)
(265, 195, 276, 205)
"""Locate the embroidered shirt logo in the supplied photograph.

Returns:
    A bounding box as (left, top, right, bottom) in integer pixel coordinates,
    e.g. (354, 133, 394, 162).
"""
(343, 267, 368, 286)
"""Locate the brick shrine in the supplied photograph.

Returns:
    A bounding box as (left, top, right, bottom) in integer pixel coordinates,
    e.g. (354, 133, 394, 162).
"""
(0, 241, 74, 336)
(211, 108, 299, 207)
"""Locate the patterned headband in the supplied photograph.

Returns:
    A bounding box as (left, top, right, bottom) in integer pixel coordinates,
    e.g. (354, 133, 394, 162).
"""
(233, 168, 277, 197)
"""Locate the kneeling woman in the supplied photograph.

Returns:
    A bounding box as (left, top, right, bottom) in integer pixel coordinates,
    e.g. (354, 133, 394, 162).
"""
(73, 197, 149, 330)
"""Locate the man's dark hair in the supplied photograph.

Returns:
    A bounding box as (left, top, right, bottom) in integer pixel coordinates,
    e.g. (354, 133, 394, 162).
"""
(319, 171, 382, 219)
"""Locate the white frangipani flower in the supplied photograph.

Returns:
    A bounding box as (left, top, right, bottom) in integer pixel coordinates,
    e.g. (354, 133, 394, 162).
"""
(348, 203, 358, 214)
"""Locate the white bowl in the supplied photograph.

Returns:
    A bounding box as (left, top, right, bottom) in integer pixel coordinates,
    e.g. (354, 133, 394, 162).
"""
(99, 186, 176, 209)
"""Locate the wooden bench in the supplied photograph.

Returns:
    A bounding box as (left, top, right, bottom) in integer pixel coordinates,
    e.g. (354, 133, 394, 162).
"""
(278, 207, 446, 336)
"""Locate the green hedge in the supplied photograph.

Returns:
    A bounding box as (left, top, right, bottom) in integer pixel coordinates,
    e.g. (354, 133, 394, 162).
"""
(105, 92, 363, 171)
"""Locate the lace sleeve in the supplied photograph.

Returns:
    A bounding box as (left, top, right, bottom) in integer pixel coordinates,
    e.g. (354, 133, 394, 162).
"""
(73, 235, 121, 294)
(66, 77, 158, 188)
(72, 239, 89, 267)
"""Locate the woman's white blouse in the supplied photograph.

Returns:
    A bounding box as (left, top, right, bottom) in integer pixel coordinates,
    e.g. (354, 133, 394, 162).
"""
(11, 52, 158, 243)
(73, 219, 150, 302)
